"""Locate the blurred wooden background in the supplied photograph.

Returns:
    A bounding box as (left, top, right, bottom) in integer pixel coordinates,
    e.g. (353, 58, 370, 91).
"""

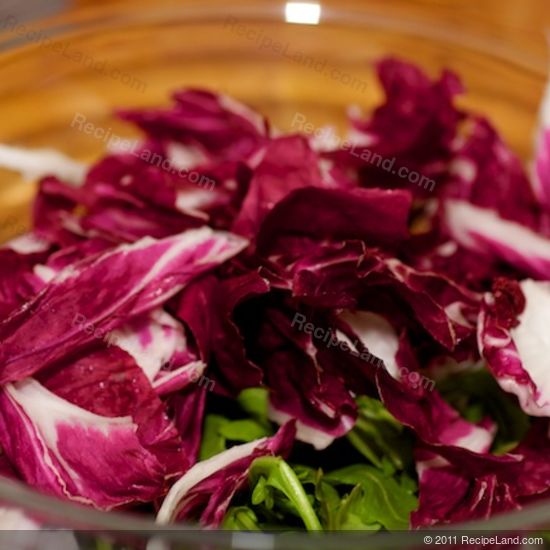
(7, 0, 550, 63)
(0, 0, 548, 243)
(65, 0, 549, 58)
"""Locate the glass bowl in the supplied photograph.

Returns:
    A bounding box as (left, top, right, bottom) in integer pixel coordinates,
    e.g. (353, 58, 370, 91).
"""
(0, 2, 548, 548)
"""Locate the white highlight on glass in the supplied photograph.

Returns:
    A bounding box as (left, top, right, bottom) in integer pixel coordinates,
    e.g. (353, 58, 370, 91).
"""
(284, 2, 322, 25)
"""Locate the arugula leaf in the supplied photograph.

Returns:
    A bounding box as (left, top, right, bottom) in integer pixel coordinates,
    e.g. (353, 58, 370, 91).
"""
(199, 414, 272, 460)
(315, 476, 342, 530)
(223, 460, 417, 532)
(346, 396, 413, 471)
(223, 506, 261, 530)
(216, 396, 417, 532)
(323, 464, 417, 530)
(219, 419, 272, 442)
(292, 464, 320, 486)
(249, 456, 323, 531)
(199, 415, 228, 460)
(237, 387, 271, 427)
(333, 484, 382, 531)
(289, 464, 385, 531)
(292, 465, 344, 530)
(199, 388, 273, 460)
(437, 367, 530, 454)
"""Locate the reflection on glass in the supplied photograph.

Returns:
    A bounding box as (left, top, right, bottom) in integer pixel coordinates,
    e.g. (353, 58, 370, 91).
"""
(284, 2, 322, 25)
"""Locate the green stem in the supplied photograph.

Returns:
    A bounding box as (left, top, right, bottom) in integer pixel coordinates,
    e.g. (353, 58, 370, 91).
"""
(250, 457, 323, 532)
(346, 429, 382, 467)
(230, 507, 261, 530)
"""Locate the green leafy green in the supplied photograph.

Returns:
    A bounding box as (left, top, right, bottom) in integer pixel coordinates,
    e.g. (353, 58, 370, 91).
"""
(243, 460, 416, 531)
(330, 484, 382, 531)
(237, 387, 271, 427)
(199, 414, 272, 460)
(223, 459, 418, 532)
(323, 465, 417, 530)
(307, 467, 381, 531)
(437, 367, 530, 454)
(199, 415, 228, 460)
(199, 387, 273, 460)
(222, 506, 261, 530)
(315, 476, 343, 529)
(249, 456, 323, 531)
(218, 418, 271, 442)
(213, 392, 418, 532)
(346, 396, 413, 471)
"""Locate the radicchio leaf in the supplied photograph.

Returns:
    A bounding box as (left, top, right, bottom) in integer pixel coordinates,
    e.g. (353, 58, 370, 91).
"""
(0, 379, 178, 509)
(479, 278, 550, 416)
(0, 228, 247, 384)
(155, 422, 295, 527)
